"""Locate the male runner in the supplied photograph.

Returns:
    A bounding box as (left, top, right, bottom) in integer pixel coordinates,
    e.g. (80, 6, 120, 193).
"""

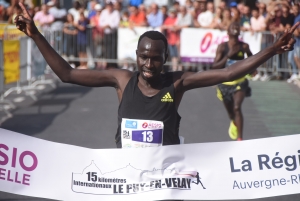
(14, 2, 297, 148)
(212, 22, 252, 141)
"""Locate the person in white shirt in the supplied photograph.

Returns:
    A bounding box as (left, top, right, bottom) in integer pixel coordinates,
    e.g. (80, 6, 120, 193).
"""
(48, 0, 67, 52)
(99, 1, 120, 62)
(196, 2, 214, 28)
(48, 0, 67, 31)
(250, 7, 266, 32)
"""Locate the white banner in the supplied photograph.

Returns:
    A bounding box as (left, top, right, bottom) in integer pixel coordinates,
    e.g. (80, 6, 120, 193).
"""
(180, 28, 262, 63)
(118, 27, 160, 61)
(1, 128, 300, 200)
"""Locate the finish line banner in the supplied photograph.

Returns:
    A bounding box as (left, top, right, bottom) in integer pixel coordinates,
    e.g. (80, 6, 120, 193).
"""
(0, 129, 300, 200)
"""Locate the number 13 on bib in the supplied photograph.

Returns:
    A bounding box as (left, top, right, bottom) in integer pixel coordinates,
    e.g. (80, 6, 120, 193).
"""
(121, 118, 164, 148)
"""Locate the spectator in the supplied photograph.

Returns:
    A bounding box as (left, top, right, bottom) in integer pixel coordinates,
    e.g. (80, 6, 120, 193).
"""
(191, 0, 202, 25)
(229, 1, 238, 14)
(185, 0, 193, 13)
(267, 5, 282, 33)
(231, 7, 240, 24)
(196, 2, 214, 28)
(90, 4, 104, 60)
(114, 1, 122, 13)
(161, 8, 179, 71)
(147, 3, 163, 28)
(8, 4, 22, 24)
(68, 1, 82, 24)
(240, 5, 251, 31)
(175, 5, 192, 30)
(175, 5, 192, 70)
(172, 1, 180, 13)
(237, 2, 244, 14)
(219, 0, 227, 10)
(34, 5, 40, 16)
(88, 0, 97, 19)
(120, 11, 130, 27)
(48, 0, 67, 32)
(161, 5, 168, 23)
(199, 0, 206, 13)
(250, 7, 266, 32)
(209, 6, 222, 29)
(76, 12, 89, 69)
(280, 4, 294, 31)
(129, 5, 147, 27)
(6, 0, 17, 20)
(99, 1, 120, 62)
(287, 4, 300, 83)
(220, 8, 231, 30)
(0, 5, 8, 21)
(33, 4, 54, 32)
(258, 2, 267, 17)
(47, 0, 67, 53)
(138, 4, 147, 15)
(63, 13, 78, 65)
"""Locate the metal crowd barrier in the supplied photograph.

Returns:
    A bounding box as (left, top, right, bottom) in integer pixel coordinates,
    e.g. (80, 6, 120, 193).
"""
(0, 24, 55, 124)
(42, 27, 293, 76)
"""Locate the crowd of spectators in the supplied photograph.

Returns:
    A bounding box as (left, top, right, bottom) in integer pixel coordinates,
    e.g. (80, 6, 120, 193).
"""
(0, 0, 300, 81)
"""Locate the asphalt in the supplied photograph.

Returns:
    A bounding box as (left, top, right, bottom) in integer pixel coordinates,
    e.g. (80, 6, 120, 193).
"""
(0, 76, 300, 201)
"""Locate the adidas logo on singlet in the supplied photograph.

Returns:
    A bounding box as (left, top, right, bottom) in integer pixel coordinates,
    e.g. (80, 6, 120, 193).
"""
(161, 92, 173, 102)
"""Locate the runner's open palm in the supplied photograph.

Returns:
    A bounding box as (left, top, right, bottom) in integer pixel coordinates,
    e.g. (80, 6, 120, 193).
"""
(14, 2, 39, 38)
(274, 22, 300, 54)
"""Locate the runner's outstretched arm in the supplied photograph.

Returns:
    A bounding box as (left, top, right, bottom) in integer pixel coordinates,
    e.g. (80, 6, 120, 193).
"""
(181, 23, 299, 91)
(14, 2, 128, 88)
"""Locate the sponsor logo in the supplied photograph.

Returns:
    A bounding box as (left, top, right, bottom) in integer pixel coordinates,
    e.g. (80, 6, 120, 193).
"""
(125, 120, 137, 129)
(147, 122, 163, 129)
(142, 122, 148, 128)
(161, 92, 173, 102)
(237, 51, 244, 57)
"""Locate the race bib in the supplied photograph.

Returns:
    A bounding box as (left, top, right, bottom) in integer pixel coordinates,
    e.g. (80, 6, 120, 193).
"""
(121, 118, 164, 148)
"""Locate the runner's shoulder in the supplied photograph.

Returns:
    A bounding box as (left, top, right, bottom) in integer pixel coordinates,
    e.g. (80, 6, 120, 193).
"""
(107, 68, 134, 80)
(171, 71, 196, 82)
(241, 42, 250, 49)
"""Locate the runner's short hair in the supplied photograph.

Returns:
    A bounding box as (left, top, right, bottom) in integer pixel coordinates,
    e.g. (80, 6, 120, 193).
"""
(137, 31, 168, 54)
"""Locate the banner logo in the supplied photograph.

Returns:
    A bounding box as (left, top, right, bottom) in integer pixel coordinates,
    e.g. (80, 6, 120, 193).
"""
(0, 143, 38, 186)
(72, 161, 206, 195)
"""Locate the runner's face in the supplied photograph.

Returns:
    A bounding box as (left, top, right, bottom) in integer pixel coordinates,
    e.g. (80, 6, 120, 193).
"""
(228, 23, 240, 36)
(136, 37, 166, 80)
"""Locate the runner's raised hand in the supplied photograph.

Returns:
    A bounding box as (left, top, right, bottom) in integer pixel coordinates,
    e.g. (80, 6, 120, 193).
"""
(14, 2, 39, 38)
(273, 22, 300, 54)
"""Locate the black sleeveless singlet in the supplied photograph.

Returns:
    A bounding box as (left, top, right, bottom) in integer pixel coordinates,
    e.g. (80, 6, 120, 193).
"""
(224, 41, 245, 65)
(115, 72, 181, 148)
